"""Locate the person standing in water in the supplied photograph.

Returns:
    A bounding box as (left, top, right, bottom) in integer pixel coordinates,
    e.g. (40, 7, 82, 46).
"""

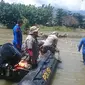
(13, 19, 23, 52)
(78, 38, 85, 65)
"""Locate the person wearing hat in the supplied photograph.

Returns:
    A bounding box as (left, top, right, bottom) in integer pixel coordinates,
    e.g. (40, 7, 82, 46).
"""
(23, 26, 39, 69)
(13, 19, 23, 52)
(39, 31, 62, 63)
(40, 31, 59, 54)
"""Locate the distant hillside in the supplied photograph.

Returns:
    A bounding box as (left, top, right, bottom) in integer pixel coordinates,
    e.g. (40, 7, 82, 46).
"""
(78, 10, 85, 15)
(72, 10, 85, 15)
(53, 7, 85, 15)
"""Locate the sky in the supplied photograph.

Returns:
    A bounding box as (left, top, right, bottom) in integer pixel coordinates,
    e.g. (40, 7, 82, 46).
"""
(1, 0, 85, 11)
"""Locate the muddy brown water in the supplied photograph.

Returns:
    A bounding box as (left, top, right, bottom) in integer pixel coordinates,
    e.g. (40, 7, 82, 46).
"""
(52, 38, 85, 85)
(0, 28, 85, 85)
(0, 38, 85, 85)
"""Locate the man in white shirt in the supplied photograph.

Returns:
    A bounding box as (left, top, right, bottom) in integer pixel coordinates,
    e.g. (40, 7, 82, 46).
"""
(41, 31, 59, 54)
(39, 31, 61, 63)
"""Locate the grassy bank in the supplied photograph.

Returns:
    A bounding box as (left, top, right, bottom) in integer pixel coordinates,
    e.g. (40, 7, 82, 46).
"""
(39, 26, 85, 33)
(40, 26, 72, 32)
(39, 26, 85, 38)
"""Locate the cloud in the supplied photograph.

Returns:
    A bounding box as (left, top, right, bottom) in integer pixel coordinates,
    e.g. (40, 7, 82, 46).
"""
(51, 0, 82, 11)
(1, 0, 85, 11)
(80, 0, 85, 10)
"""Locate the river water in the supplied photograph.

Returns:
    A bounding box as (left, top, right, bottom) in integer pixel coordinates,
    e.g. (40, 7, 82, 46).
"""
(0, 38, 85, 85)
(52, 38, 85, 85)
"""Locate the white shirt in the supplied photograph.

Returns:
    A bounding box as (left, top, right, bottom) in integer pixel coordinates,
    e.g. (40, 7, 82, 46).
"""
(43, 34, 58, 46)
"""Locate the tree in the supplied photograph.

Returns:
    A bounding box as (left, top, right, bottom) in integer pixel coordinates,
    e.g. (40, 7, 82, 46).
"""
(55, 8, 67, 26)
(73, 13, 84, 28)
(62, 15, 79, 27)
(0, 1, 84, 29)
(0, 2, 21, 28)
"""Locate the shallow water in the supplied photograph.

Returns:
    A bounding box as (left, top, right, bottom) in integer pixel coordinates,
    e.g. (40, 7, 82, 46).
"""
(52, 38, 85, 85)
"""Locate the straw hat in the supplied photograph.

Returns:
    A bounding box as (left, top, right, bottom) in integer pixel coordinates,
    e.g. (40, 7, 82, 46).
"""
(29, 26, 39, 34)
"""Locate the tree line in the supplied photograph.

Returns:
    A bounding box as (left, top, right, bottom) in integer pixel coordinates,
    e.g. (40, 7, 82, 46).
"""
(0, 0, 85, 29)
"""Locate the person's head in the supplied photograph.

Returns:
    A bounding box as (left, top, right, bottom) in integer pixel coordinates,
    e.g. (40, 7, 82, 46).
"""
(51, 31, 58, 37)
(17, 19, 23, 26)
(40, 32, 43, 35)
(29, 26, 39, 37)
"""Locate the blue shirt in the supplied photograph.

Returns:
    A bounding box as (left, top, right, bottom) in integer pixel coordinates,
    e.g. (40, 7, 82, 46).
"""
(78, 38, 85, 54)
(13, 24, 22, 47)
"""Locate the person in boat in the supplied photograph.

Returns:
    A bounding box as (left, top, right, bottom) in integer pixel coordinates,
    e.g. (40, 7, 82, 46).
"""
(78, 38, 85, 65)
(13, 19, 23, 52)
(22, 26, 39, 69)
(39, 31, 62, 62)
(40, 31, 59, 54)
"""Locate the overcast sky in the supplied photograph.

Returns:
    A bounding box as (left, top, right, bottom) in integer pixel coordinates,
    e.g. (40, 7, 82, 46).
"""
(1, 0, 85, 11)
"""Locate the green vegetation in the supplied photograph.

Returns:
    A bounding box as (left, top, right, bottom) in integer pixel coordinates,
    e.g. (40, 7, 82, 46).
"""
(0, 0, 85, 30)
(39, 26, 80, 32)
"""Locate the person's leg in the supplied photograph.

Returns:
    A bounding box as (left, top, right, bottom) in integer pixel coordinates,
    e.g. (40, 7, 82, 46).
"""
(50, 46, 55, 54)
(13, 42, 21, 52)
(28, 56, 32, 64)
(31, 57, 37, 69)
(42, 46, 48, 54)
(13, 42, 17, 49)
(83, 54, 85, 64)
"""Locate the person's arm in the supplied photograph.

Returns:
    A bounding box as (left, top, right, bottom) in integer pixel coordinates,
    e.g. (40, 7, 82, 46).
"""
(53, 36, 58, 47)
(78, 39, 83, 52)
